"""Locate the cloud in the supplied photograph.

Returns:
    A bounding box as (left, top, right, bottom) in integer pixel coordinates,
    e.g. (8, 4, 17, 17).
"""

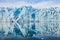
(32, 1, 60, 8)
(0, 1, 60, 8)
(0, 2, 30, 8)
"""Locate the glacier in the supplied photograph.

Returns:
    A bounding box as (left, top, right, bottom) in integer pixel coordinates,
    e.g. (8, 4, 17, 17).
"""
(0, 6, 60, 37)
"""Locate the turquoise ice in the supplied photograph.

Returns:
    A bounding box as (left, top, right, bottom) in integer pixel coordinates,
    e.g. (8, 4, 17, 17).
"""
(0, 7, 60, 37)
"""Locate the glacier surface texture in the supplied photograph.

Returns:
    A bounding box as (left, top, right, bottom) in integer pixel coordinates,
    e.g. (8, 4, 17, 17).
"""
(0, 6, 60, 37)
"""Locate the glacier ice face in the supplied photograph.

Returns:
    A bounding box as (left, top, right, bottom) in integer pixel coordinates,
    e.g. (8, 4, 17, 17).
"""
(0, 7, 60, 37)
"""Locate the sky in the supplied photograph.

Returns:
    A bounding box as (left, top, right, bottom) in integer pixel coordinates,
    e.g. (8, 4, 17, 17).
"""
(0, 0, 60, 8)
(0, 0, 60, 3)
